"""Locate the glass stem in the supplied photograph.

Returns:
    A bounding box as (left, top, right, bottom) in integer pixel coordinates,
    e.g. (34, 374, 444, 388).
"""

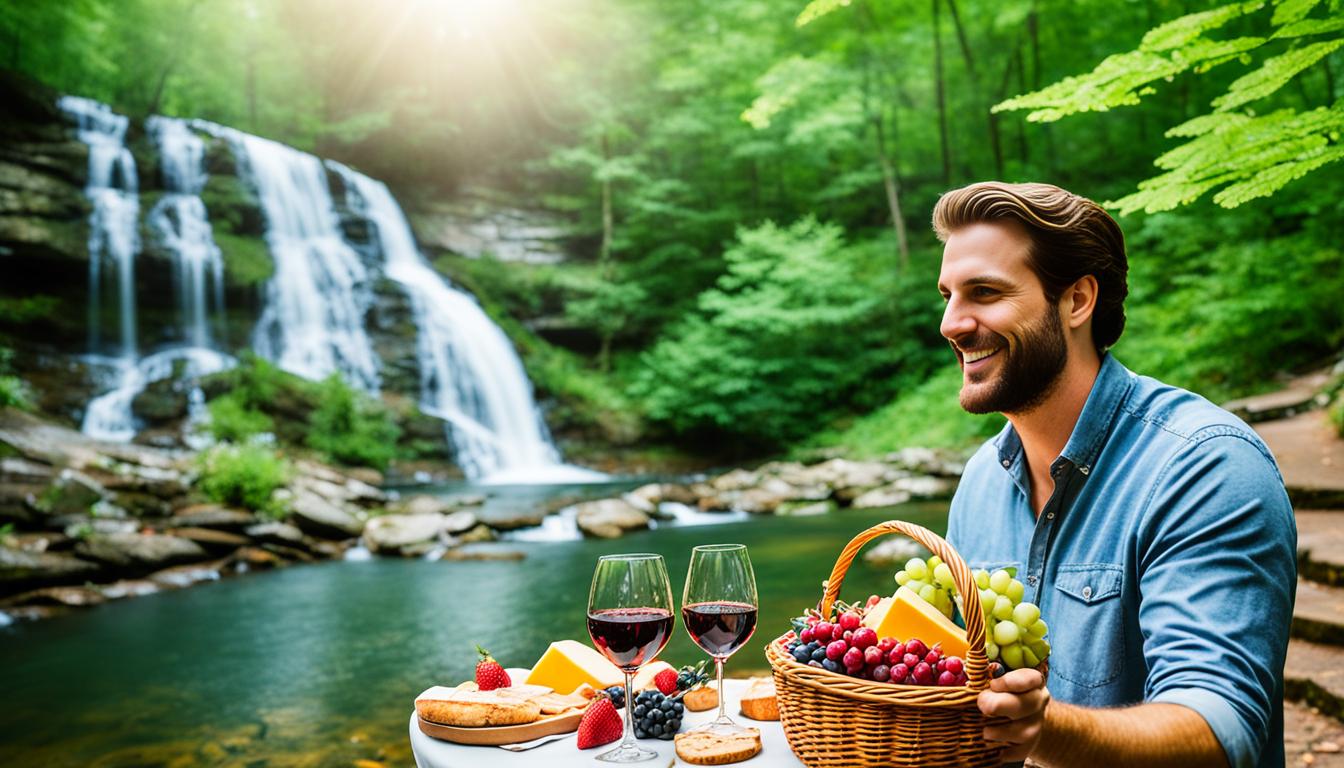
(714, 656, 727, 722)
(621, 669, 637, 747)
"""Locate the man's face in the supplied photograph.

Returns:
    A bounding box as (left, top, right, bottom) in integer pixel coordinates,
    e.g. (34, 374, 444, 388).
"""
(937, 222, 1069, 416)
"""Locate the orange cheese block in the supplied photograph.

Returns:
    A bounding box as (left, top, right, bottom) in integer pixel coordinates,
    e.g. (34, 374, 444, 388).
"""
(862, 585, 970, 659)
(524, 640, 624, 694)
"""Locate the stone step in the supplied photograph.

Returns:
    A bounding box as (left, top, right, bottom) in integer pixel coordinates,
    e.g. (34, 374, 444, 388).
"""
(1286, 639, 1344, 722)
(1284, 699, 1344, 765)
(1296, 579, 1344, 646)
(1301, 510, 1344, 588)
(1255, 411, 1344, 510)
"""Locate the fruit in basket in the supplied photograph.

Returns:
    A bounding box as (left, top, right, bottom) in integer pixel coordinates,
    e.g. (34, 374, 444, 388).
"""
(895, 555, 957, 619)
(474, 645, 512, 690)
(863, 586, 970, 659)
(577, 695, 623, 749)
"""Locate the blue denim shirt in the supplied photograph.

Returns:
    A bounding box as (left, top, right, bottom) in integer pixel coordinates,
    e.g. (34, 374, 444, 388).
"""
(947, 354, 1296, 768)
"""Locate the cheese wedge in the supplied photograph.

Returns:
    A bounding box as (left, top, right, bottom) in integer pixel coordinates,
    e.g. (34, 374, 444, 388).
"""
(632, 660, 675, 692)
(524, 640, 624, 694)
(862, 585, 970, 659)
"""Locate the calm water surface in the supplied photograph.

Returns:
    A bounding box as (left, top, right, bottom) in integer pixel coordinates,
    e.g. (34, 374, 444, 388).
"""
(0, 502, 947, 766)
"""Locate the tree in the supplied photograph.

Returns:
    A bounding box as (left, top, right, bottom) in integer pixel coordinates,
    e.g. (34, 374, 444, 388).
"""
(995, 0, 1344, 214)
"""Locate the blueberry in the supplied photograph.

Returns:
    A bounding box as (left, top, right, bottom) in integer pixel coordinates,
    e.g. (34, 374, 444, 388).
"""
(667, 717, 680, 730)
(672, 702, 684, 714)
(811, 647, 827, 662)
(633, 704, 646, 717)
(822, 659, 841, 673)
(635, 728, 647, 739)
(661, 699, 673, 711)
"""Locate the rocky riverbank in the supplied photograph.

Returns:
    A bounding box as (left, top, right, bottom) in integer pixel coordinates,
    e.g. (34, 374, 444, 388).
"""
(0, 404, 968, 623)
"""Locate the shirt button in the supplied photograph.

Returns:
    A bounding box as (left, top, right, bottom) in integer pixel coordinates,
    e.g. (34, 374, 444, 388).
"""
(1081, 586, 1093, 599)
(1046, 512, 1055, 520)
(1027, 575, 1037, 586)
(1079, 465, 1090, 475)
(1002, 459, 1011, 468)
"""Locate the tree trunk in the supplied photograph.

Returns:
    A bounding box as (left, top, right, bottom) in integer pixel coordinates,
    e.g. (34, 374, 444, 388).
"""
(874, 117, 910, 270)
(945, 0, 1003, 178)
(933, 0, 951, 186)
(598, 131, 615, 373)
(1028, 2, 1056, 176)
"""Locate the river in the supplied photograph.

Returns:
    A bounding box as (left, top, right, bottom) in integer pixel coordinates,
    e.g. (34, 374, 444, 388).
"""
(0, 501, 948, 766)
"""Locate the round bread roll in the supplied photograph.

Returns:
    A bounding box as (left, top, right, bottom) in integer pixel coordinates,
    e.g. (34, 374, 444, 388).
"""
(674, 728, 762, 765)
(415, 687, 542, 727)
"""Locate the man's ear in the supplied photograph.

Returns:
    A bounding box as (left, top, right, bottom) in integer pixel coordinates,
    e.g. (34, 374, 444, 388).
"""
(1062, 275, 1099, 330)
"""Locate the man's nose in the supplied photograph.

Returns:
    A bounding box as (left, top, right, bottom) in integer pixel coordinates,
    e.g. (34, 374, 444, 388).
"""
(941, 298, 976, 341)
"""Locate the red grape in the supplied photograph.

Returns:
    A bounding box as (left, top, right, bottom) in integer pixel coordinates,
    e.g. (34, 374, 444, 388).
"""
(872, 664, 891, 682)
(905, 639, 928, 658)
(800, 627, 814, 643)
(891, 663, 909, 683)
(937, 671, 958, 686)
(851, 628, 878, 650)
(839, 612, 861, 632)
(843, 647, 865, 670)
(877, 637, 896, 654)
(924, 649, 941, 666)
(863, 646, 883, 666)
(944, 657, 964, 676)
(826, 640, 847, 661)
(912, 662, 934, 685)
(902, 653, 920, 668)
(813, 622, 832, 640)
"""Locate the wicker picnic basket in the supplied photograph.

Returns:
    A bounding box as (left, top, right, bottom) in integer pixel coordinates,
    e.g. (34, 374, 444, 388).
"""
(766, 520, 1007, 767)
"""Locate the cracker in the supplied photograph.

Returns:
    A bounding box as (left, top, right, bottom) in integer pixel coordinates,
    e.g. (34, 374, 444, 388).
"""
(674, 729, 762, 765)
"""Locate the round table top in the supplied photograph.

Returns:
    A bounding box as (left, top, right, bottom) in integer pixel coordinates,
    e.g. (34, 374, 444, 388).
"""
(410, 678, 806, 767)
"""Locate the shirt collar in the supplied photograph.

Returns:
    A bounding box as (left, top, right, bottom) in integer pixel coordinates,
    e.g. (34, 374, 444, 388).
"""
(995, 353, 1134, 473)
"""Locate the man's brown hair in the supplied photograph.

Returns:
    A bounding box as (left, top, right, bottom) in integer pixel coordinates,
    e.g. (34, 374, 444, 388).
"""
(932, 181, 1128, 351)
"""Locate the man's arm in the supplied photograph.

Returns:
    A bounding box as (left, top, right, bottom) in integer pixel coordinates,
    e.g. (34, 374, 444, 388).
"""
(978, 670, 1226, 767)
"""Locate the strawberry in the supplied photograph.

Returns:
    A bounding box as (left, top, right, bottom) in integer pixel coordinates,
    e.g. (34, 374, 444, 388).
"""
(474, 644, 511, 691)
(576, 696, 623, 749)
(654, 667, 679, 695)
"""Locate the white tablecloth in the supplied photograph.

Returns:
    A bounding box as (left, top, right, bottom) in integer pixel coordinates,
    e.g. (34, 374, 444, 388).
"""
(410, 678, 806, 767)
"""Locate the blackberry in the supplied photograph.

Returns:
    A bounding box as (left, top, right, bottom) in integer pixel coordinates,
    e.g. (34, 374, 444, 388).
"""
(631, 690, 684, 740)
(603, 685, 626, 709)
(675, 661, 710, 692)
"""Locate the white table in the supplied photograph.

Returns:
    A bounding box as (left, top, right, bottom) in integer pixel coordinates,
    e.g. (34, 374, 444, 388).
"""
(410, 678, 806, 767)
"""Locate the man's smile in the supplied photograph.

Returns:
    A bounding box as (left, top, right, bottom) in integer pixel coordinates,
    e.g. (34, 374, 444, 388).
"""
(959, 345, 1003, 371)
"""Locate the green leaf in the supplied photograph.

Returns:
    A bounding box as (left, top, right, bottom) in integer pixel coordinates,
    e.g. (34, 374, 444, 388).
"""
(1213, 39, 1344, 111)
(796, 0, 852, 27)
(1271, 0, 1323, 25)
(1212, 144, 1344, 205)
(1273, 16, 1344, 37)
(1140, 2, 1264, 51)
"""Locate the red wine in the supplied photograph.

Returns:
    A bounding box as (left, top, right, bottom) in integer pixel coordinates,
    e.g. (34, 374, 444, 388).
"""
(587, 608, 674, 670)
(683, 601, 758, 658)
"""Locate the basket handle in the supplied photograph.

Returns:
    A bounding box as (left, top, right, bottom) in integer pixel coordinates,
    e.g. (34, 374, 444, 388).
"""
(819, 520, 991, 691)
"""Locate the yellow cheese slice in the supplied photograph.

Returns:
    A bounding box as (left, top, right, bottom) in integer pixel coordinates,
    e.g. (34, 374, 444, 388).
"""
(862, 585, 970, 659)
(524, 640, 624, 694)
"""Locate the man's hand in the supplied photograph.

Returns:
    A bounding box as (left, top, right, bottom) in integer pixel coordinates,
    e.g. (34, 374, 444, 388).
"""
(978, 668, 1050, 762)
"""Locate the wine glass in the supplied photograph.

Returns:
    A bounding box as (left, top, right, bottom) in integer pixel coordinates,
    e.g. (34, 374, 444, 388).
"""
(587, 553, 675, 763)
(681, 543, 758, 735)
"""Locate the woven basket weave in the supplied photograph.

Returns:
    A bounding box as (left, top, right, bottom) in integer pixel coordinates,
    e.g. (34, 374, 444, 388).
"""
(766, 520, 1007, 767)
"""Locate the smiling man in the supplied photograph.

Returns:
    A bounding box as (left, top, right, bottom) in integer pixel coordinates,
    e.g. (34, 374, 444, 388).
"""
(934, 182, 1296, 768)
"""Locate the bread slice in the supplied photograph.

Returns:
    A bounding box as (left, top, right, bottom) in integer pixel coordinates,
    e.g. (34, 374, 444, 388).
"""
(738, 677, 778, 721)
(682, 685, 719, 712)
(414, 685, 543, 726)
(674, 728, 762, 765)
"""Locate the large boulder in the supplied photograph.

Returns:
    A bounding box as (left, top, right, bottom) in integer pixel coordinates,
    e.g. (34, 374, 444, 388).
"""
(36, 469, 106, 517)
(575, 499, 650, 539)
(289, 491, 366, 539)
(884, 447, 968, 478)
(74, 533, 208, 571)
(0, 546, 102, 594)
(363, 513, 449, 554)
(710, 469, 760, 492)
(243, 522, 305, 547)
(850, 487, 914, 509)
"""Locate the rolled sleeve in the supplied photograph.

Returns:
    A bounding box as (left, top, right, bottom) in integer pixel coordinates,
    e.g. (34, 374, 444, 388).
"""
(1151, 686, 1252, 768)
(1136, 430, 1296, 768)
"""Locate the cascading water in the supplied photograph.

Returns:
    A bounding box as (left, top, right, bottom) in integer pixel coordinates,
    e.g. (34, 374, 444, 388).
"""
(200, 123, 380, 393)
(78, 112, 232, 441)
(330, 163, 604, 484)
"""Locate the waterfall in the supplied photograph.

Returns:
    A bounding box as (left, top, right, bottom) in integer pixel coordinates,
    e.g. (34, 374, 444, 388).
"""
(146, 116, 225, 349)
(330, 164, 604, 484)
(60, 96, 140, 359)
(199, 123, 380, 393)
(72, 105, 233, 441)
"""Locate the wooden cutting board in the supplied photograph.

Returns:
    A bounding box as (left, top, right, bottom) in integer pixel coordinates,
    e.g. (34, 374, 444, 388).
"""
(416, 708, 587, 746)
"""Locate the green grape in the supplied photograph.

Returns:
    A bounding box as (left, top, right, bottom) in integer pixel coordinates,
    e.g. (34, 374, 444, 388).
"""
(988, 570, 1012, 594)
(993, 620, 1020, 646)
(927, 555, 943, 570)
(979, 588, 996, 613)
(933, 562, 956, 590)
(1000, 643, 1025, 670)
(1021, 646, 1040, 668)
(1011, 602, 1040, 627)
(895, 570, 911, 586)
(918, 583, 938, 604)
(985, 639, 999, 660)
(1028, 619, 1049, 638)
(1006, 579, 1025, 603)
(992, 595, 1014, 621)
(905, 558, 929, 581)
(1027, 639, 1049, 659)
(974, 569, 991, 590)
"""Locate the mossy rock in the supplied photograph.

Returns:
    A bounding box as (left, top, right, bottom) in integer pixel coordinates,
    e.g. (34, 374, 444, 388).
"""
(214, 231, 273, 288)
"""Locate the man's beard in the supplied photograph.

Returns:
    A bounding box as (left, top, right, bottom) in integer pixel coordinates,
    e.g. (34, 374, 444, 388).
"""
(956, 307, 1068, 415)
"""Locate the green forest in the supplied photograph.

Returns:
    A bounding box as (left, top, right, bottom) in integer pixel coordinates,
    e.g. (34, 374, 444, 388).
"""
(2, 0, 1342, 462)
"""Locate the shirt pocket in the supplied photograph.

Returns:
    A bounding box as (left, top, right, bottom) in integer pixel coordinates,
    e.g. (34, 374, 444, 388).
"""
(1050, 563, 1125, 689)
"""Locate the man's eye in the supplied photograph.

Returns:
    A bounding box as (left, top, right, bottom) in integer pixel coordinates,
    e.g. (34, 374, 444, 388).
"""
(973, 286, 998, 298)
